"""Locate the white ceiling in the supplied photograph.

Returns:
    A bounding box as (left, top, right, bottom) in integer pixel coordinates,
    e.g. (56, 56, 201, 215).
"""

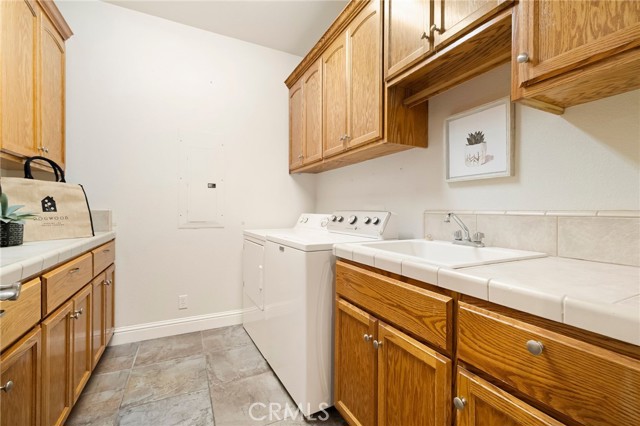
(105, 0, 348, 56)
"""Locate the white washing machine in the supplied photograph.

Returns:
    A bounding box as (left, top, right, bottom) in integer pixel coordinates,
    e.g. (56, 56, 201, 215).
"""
(245, 211, 396, 417)
(242, 214, 331, 364)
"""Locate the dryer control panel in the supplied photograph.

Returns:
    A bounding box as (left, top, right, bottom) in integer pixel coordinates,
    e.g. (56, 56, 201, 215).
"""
(327, 211, 397, 240)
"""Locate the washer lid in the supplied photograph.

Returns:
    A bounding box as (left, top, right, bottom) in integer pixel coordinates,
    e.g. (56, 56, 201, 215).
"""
(266, 231, 380, 252)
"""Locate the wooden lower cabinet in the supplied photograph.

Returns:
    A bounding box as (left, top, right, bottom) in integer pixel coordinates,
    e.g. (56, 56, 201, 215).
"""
(334, 298, 452, 426)
(455, 367, 565, 426)
(334, 299, 377, 426)
(91, 273, 105, 369)
(104, 265, 115, 345)
(41, 300, 73, 426)
(71, 285, 92, 403)
(0, 327, 41, 426)
(377, 322, 451, 426)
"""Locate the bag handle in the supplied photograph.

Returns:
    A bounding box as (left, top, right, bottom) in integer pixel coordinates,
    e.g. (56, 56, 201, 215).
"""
(24, 156, 66, 182)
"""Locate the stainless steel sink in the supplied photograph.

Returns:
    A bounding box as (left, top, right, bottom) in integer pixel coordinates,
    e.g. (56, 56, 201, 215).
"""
(358, 239, 547, 269)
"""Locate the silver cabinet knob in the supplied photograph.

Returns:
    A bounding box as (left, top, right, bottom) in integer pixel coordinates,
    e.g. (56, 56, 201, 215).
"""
(0, 282, 22, 301)
(363, 334, 372, 342)
(421, 31, 429, 40)
(430, 24, 443, 34)
(526, 340, 544, 356)
(44, 147, 49, 153)
(104, 279, 112, 286)
(0, 380, 14, 393)
(70, 308, 84, 319)
(373, 340, 382, 349)
(297, 154, 304, 159)
(517, 53, 530, 63)
(453, 396, 467, 410)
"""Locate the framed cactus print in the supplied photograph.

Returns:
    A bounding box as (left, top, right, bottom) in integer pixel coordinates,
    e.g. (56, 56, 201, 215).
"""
(445, 97, 514, 182)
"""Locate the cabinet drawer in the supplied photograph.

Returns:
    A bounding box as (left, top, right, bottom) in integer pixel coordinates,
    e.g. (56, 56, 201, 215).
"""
(92, 240, 115, 276)
(336, 261, 453, 352)
(0, 278, 41, 352)
(458, 301, 640, 426)
(42, 253, 93, 316)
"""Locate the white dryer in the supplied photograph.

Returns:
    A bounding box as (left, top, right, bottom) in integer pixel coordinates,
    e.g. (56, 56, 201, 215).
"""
(261, 211, 396, 417)
(242, 214, 331, 363)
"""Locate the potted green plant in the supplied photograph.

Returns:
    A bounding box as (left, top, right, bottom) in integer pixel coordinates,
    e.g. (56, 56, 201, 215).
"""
(464, 131, 487, 167)
(1, 192, 38, 247)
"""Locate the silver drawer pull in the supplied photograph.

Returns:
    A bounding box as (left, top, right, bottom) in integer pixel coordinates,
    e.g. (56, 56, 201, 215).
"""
(526, 340, 544, 356)
(0, 380, 14, 393)
(69, 268, 81, 274)
(0, 282, 22, 301)
(103, 249, 111, 253)
(453, 396, 466, 410)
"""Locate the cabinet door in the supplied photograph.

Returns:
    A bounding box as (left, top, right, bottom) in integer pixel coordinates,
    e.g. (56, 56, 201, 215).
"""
(71, 285, 92, 403)
(347, 0, 382, 149)
(455, 367, 566, 426)
(104, 265, 115, 345)
(302, 59, 322, 165)
(0, 0, 39, 158)
(377, 322, 451, 426)
(322, 34, 348, 158)
(289, 79, 304, 170)
(334, 299, 377, 426)
(385, 0, 431, 79)
(0, 327, 41, 426)
(515, 0, 640, 87)
(91, 274, 105, 370)
(39, 13, 66, 167)
(41, 301, 73, 426)
(433, 0, 514, 47)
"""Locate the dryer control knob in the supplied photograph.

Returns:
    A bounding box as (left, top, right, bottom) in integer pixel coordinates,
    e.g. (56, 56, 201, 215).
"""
(363, 216, 372, 224)
(336, 216, 344, 222)
(348, 215, 357, 225)
(330, 215, 337, 222)
(372, 217, 380, 225)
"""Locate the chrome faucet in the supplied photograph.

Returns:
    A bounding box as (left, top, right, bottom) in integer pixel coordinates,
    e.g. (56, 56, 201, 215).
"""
(444, 213, 485, 247)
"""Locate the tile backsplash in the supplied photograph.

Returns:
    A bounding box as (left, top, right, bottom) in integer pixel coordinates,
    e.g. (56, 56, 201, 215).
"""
(424, 210, 640, 267)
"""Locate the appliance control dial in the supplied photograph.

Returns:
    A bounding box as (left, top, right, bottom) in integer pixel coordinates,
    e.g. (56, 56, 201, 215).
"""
(372, 217, 380, 225)
(336, 216, 344, 222)
(330, 215, 337, 222)
(363, 216, 371, 224)
(302, 217, 308, 223)
(348, 215, 357, 225)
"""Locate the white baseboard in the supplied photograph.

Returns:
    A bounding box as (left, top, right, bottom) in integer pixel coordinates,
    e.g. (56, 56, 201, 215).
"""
(110, 309, 244, 346)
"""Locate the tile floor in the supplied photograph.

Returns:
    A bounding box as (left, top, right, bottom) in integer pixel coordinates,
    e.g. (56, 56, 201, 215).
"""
(67, 325, 346, 426)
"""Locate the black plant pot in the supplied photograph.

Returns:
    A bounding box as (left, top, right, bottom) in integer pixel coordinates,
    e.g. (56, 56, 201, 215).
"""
(0, 222, 24, 247)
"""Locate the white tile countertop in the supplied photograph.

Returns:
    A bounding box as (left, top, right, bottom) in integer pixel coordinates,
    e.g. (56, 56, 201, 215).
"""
(335, 241, 640, 346)
(0, 231, 116, 285)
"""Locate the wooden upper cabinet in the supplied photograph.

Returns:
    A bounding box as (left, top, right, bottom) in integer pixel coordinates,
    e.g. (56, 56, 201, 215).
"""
(334, 299, 377, 426)
(377, 322, 451, 426)
(432, 0, 514, 48)
(347, 0, 382, 149)
(455, 367, 566, 426)
(0, 327, 41, 426)
(288, 80, 304, 170)
(385, 0, 431, 79)
(0, 0, 39, 159)
(40, 12, 66, 167)
(322, 34, 348, 158)
(302, 59, 323, 165)
(515, 0, 640, 88)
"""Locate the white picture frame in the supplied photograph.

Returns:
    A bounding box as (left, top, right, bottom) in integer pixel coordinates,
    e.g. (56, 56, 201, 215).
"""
(445, 97, 514, 182)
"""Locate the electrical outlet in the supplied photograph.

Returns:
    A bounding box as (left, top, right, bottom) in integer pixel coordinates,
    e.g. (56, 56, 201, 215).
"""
(178, 295, 188, 310)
